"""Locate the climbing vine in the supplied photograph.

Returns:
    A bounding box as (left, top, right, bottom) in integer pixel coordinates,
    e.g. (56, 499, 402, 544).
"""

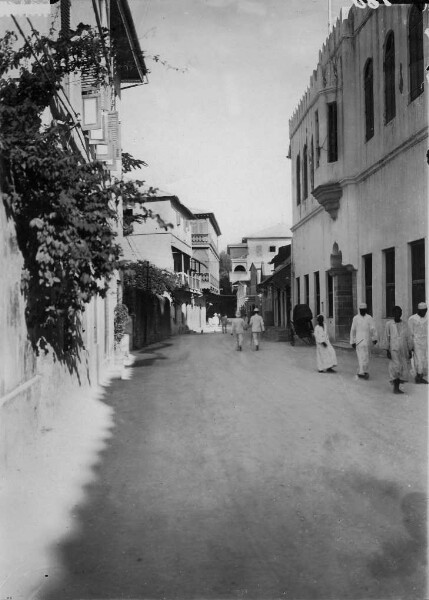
(0, 23, 161, 355)
(122, 261, 182, 296)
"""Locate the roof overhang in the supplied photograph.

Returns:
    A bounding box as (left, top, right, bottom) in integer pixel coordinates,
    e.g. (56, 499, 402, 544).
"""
(143, 195, 195, 220)
(111, 0, 147, 85)
(192, 212, 221, 237)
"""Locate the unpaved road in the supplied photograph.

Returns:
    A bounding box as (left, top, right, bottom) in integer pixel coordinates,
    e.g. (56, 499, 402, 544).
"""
(42, 332, 427, 599)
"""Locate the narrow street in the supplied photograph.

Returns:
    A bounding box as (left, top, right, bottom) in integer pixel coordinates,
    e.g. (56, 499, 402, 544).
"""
(42, 332, 427, 600)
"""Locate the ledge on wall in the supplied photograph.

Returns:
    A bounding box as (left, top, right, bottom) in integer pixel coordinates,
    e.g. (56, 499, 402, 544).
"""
(312, 182, 343, 220)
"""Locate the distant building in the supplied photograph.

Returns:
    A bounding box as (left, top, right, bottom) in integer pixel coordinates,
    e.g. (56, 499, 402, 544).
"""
(289, 5, 428, 341)
(227, 224, 292, 314)
(190, 209, 222, 294)
(122, 190, 216, 336)
(257, 245, 292, 328)
(123, 190, 202, 294)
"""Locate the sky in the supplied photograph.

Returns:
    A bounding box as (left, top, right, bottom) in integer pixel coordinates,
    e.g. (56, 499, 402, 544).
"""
(122, 0, 349, 247)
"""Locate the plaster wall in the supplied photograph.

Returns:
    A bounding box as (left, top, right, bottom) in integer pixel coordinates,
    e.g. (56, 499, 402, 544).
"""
(247, 238, 290, 273)
(290, 4, 428, 340)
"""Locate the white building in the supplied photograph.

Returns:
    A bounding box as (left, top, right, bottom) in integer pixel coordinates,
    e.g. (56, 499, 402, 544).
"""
(123, 190, 202, 293)
(289, 4, 428, 341)
(227, 224, 292, 312)
(191, 209, 222, 294)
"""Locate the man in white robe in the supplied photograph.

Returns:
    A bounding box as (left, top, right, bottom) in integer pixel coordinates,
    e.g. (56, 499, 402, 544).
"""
(385, 306, 411, 394)
(350, 302, 378, 379)
(408, 301, 428, 384)
(314, 314, 337, 372)
(249, 308, 265, 351)
(231, 311, 247, 351)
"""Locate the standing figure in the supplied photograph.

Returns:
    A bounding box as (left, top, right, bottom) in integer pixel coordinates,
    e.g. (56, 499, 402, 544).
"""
(231, 311, 247, 351)
(221, 314, 228, 334)
(408, 301, 428, 384)
(314, 314, 337, 373)
(384, 306, 411, 394)
(249, 307, 265, 351)
(350, 302, 378, 379)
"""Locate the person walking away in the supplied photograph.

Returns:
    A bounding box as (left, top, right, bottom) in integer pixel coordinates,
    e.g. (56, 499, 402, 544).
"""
(249, 307, 265, 351)
(408, 301, 428, 384)
(314, 314, 337, 373)
(221, 314, 228, 334)
(350, 302, 378, 379)
(384, 306, 411, 394)
(231, 311, 247, 351)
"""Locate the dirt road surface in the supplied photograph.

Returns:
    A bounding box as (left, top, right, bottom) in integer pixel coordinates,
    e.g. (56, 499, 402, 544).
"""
(35, 333, 428, 599)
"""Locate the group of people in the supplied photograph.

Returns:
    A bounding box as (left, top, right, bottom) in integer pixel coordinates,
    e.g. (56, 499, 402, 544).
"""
(315, 301, 428, 394)
(230, 308, 265, 351)
(225, 302, 428, 393)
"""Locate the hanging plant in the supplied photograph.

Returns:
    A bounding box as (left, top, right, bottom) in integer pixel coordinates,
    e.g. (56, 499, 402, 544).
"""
(0, 24, 160, 356)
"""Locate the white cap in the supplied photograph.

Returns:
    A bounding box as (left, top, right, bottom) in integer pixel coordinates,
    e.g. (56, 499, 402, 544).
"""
(417, 302, 427, 310)
(359, 302, 367, 309)
(254, 307, 259, 312)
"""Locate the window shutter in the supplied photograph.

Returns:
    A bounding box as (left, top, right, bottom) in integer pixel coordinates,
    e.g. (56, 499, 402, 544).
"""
(81, 67, 102, 130)
(107, 111, 121, 161)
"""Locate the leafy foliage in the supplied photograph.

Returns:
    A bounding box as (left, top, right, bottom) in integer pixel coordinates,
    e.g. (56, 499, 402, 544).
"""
(122, 152, 148, 173)
(0, 23, 151, 355)
(122, 261, 182, 295)
(114, 303, 129, 346)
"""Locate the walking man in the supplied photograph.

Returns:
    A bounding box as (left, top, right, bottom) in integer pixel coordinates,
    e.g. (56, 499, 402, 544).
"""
(249, 307, 265, 351)
(385, 306, 411, 394)
(221, 314, 228, 334)
(350, 302, 378, 379)
(408, 301, 428, 384)
(314, 314, 337, 373)
(231, 311, 247, 351)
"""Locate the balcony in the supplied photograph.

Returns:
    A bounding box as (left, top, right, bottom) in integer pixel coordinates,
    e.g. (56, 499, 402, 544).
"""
(177, 271, 201, 292)
(230, 271, 249, 284)
(201, 272, 220, 293)
(192, 233, 218, 251)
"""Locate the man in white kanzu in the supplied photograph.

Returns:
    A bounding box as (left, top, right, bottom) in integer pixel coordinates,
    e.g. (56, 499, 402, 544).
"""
(384, 305, 411, 394)
(350, 302, 378, 379)
(408, 301, 428, 384)
(314, 314, 337, 373)
(249, 307, 265, 351)
(231, 311, 247, 351)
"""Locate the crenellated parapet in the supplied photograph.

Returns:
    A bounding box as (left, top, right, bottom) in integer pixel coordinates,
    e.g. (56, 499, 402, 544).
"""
(289, 5, 366, 137)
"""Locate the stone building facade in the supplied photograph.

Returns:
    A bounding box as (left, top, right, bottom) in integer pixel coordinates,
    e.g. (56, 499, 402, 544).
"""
(289, 4, 428, 341)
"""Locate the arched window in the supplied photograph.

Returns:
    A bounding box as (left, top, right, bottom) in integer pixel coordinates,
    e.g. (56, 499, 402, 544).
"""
(296, 154, 301, 205)
(409, 5, 424, 101)
(234, 265, 246, 272)
(364, 59, 374, 140)
(384, 32, 396, 124)
(303, 144, 308, 200)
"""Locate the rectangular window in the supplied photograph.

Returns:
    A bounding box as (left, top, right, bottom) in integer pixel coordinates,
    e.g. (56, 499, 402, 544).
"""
(327, 101, 338, 163)
(315, 110, 320, 168)
(410, 239, 425, 313)
(314, 271, 320, 316)
(296, 154, 301, 205)
(327, 272, 333, 318)
(269, 246, 276, 252)
(304, 274, 309, 306)
(296, 277, 300, 305)
(384, 248, 395, 317)
(303, 144, 308, 200)
(363, 253, 373, 315)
